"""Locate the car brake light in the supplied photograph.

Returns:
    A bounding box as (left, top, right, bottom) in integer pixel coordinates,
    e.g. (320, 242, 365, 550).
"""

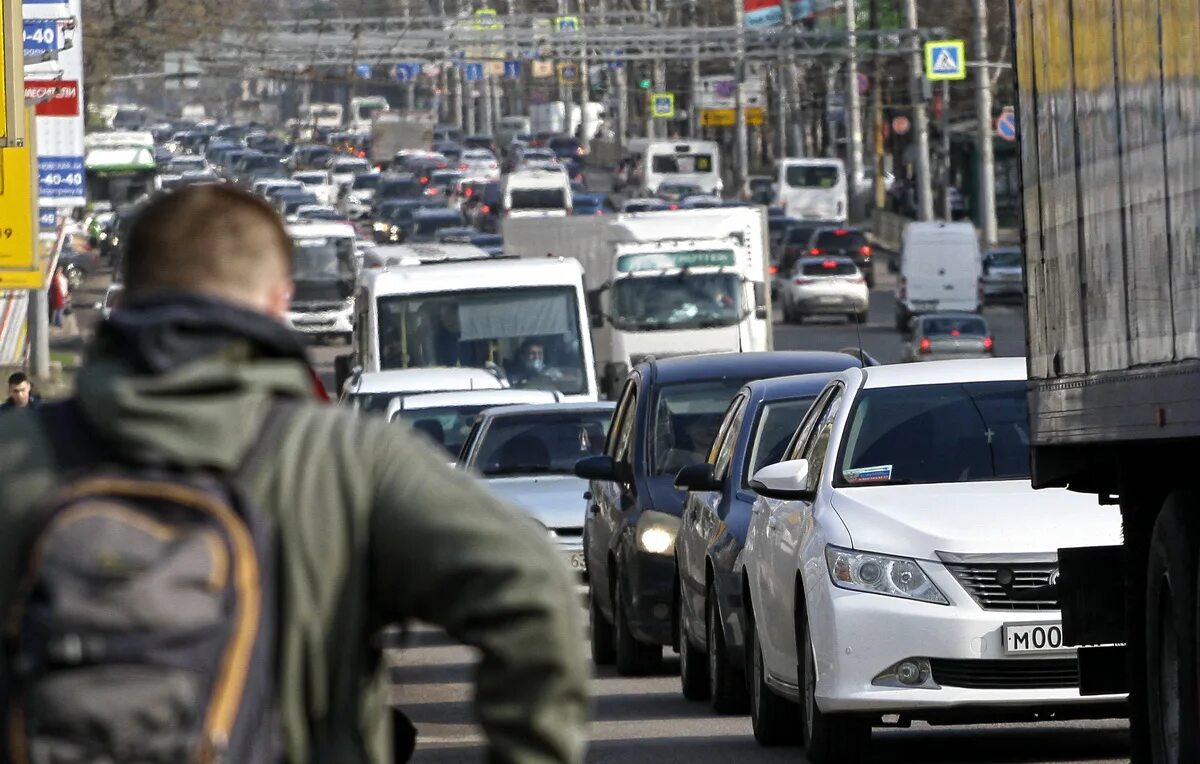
(822, 260, 837, 268)
(769, 264, 778, 275)
(919, 338, 932, 354)
(429, 188, 440, 195)
(459, 163, 468, 170)
(983, 336, 995, 352)
(810, 248, 821, 256)
(669, 204, 679, 210)
(834, 229, 848, 236)
(859, 245, 872, 257)
(420, 176, 429, 184)
(481, 204, 491, 214)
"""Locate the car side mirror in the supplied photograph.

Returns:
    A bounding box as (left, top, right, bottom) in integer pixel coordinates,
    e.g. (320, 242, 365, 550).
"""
(674, 463, 722, 492)
(750, 459, 813, 501)
(755, 306, 769, 320)
(576, 454, 631, 483)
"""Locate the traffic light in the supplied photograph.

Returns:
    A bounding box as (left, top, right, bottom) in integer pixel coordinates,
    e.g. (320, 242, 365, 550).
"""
(639, 78, 651, 89)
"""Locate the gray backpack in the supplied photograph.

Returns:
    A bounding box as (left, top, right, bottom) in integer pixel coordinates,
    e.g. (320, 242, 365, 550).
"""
(4, 400, 293, 764)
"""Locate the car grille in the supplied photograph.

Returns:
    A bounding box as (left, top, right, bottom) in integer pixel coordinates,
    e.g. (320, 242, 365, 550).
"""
(930, 658, 1079, 690)
(295, 301, 345, 313)
(942, 558, 1059, 611)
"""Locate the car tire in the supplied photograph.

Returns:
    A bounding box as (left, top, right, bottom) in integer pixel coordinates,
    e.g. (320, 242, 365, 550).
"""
(747, 612, 800, 746)
(800, 610, 870, 763)
(678, 583, 710, 700)
(1145, 499, 1200, 764)
(614, 576, 662, 676)
(707, 590, 748, 714)
(590, 591, 617, 666)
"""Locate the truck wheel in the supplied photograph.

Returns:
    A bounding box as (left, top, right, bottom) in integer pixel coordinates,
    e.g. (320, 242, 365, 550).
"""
(800, 608, 869, 762)
(614, 576, 662, 676)
(590, 592, 616, 666)
(678, 583, 710, 700)
(707, 590, 749, 714)
(1146, 499, 1200, 764)
(747, 612, 800, 746)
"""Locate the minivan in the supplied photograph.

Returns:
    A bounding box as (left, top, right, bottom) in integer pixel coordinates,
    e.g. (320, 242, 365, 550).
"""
(503, 168, 572, 218)
(894, 221, 983, 330)
(773, 157, 847, 223)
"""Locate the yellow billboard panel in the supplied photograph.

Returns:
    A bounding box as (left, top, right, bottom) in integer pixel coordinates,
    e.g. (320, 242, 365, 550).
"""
(0, 143, 37, 286)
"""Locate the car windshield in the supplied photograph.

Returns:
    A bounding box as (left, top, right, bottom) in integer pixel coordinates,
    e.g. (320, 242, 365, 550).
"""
(785, 165, 840, 188)
(651, 153, 714, 174)
(921, 316, 988, 337)
(837, 381, 1031, 486)
(800, 260, 858, 277)
(510, 188, 566, 209)
(612, 272, 743, 331)
(813, 230, 867, 250)
(651, 380, 748, 475)
(473, 410, 613, 475)
(395, 405, 491, 457)
(414, 214, 464, 236)
(377, 286, 588, 395)
(352, 174, 380, 190)
(987, 249, 1022, 268)
(746, 397, 818, 485)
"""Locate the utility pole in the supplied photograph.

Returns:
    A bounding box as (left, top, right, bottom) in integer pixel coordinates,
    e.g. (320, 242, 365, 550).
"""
(870, 0, 885, 211)
(903, 0, 933, 220)
(580, 4, 592, 151)
(845, 0, 862, 221)
(733, 0, 749, 187)
(974, 0, 997, 245)
(941, 80, 951, 219)
(778, 0, 793, 158)
(689, 0, 700, 139)
(465, 71, 476, 133)
(649, 0, 665, 139)
(481, 75, 494, 135)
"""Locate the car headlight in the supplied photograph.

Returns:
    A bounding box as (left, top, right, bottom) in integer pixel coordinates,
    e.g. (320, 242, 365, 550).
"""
(825, 545, 948, 605)
(636, 510, 679, 555)
(373, 222, 388, 232)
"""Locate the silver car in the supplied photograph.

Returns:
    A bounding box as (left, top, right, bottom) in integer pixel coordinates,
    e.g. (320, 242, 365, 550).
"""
(980, 247, 1024, 303)
(456, 402, 616, 579)
(902, 312, 995, 362)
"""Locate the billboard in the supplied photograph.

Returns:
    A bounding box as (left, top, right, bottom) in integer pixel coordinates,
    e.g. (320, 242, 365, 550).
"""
(23, 0, 85, 207)
(744, 0, 833, 27)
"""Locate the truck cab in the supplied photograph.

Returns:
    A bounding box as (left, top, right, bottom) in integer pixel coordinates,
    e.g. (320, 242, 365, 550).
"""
(285, 222, 359, 343)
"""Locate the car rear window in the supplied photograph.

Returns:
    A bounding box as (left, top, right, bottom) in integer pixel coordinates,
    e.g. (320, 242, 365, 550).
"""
(473, 411, 612, 476)
(921, 316, 988, 336)
(787, 226, 818, 244)
(812, 230, 867, 250)
(785, 165, 840, 188)
(800, 260, 858, 276)
(837, 381, 1030, 486)
(510, 188, 566, 209)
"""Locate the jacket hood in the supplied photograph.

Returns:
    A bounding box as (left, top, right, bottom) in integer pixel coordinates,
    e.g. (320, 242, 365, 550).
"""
(829, 481, 1122, 560)
(74, 292, 319, 470)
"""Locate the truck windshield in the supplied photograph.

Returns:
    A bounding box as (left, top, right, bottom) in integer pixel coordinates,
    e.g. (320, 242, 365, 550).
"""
(651, 153, 714, 174)
(837, 381, 1031, 486)
(377, 286, 588, 395)
(785, 165, 840, 188)
(510, 188, 566, 209)
(291, 237, 356, 281)
(611, 272, 743, 331)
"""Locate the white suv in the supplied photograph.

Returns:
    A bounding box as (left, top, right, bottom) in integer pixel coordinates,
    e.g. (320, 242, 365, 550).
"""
(740, 358, 1125, 761)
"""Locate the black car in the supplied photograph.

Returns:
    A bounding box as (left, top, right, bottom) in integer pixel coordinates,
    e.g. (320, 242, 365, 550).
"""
(467, 181, 503, 233)
(372, 199, 439, 243)
(575, 352, 866, 676)
(805, 227, 874, 287)
(673, 369, 855, 711)
(371, 173, 426, 215)
(409, 208, 467, 243)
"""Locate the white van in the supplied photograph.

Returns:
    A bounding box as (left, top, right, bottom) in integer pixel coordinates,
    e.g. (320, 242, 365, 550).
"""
(774, 157, 847, 222)
(894, 221, 983, 330)
(503, 169, 572, 218)
(642, 141, 722, 196)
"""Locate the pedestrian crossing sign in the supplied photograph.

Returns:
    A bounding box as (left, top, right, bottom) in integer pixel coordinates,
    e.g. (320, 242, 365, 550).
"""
(924, 39, 966, 81)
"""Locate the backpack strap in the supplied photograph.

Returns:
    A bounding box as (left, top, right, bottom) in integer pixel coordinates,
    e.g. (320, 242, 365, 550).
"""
(37, 397, 304, 480)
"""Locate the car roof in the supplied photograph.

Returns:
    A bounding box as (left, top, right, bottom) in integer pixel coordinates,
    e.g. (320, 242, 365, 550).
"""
(742, 371, 841, 402)
(285, 221, 356, 237)
(479, 401, 616, 418)
(352, 367, 505, 394)
(860, 358, 1026, 390)
(389, 389, 559, 417)
(640, 351, 862, 385)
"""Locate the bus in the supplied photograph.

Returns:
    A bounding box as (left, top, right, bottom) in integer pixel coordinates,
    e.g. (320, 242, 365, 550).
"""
(84, 132, 157, 205)
(350, 96, 390, 131)
(640, 140, 722, 197)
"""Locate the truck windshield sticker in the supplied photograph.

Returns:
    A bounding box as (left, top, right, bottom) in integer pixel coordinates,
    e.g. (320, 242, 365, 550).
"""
(617, 249, 736, 272)
(843, 465, 894, 484)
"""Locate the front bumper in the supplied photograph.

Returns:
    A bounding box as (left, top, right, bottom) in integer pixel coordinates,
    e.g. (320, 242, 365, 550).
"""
(812, 568, 1126, 716)
(622, 551, 677, 646)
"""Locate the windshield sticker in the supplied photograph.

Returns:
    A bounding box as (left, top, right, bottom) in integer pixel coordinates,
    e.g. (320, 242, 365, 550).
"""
(843, 465, 893, 484)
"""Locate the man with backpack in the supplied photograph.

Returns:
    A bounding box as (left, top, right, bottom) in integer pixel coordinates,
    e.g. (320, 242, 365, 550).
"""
(0, 185, 588, 764)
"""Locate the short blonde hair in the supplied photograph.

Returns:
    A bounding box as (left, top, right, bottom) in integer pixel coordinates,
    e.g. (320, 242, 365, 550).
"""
(123, 185, 293, 302)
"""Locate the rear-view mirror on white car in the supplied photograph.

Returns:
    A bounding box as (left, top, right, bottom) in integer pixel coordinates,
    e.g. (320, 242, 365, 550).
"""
(750, 459, 812, 500)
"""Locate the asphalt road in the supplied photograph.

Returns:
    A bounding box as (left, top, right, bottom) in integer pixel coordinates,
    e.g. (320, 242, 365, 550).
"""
(393, 626, 1128, 764)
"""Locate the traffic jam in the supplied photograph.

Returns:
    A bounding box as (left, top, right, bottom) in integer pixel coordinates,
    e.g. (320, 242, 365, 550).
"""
(66, 94, 1128, 761)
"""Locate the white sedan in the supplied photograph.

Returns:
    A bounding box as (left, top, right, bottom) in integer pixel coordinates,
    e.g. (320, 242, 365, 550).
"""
(459, 149, 501, 179)
(740, 358, 1124, 761)
(779, 256, 869, 324)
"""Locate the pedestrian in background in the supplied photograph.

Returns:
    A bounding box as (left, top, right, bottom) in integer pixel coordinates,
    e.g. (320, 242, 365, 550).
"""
(0, 371, 39, 410)
(48, 265, 69, 328)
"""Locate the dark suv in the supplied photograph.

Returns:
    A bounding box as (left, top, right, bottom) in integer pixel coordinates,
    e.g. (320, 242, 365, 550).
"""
(805, 227, 875, 287)
(575, 352, 865, 676)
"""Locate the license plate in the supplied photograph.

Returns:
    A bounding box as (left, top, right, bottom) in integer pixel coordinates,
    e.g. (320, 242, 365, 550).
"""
(911, 300, 938, 311)
(819, 295, 842, 304)
(1003, 622, 1070, 654)
(564, 551, 586, 571)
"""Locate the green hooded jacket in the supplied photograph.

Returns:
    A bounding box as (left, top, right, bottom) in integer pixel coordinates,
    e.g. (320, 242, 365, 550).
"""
(0, 334, 588, 763)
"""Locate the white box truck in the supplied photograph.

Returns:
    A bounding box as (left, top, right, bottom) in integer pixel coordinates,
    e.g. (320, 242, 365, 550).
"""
(504, 207, 773, 398)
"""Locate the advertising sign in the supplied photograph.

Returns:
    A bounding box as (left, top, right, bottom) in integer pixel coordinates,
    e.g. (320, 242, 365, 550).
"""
(24, 0, 85, 207)
(743, 0, 830, 27)
(696, 75, 766, 110)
